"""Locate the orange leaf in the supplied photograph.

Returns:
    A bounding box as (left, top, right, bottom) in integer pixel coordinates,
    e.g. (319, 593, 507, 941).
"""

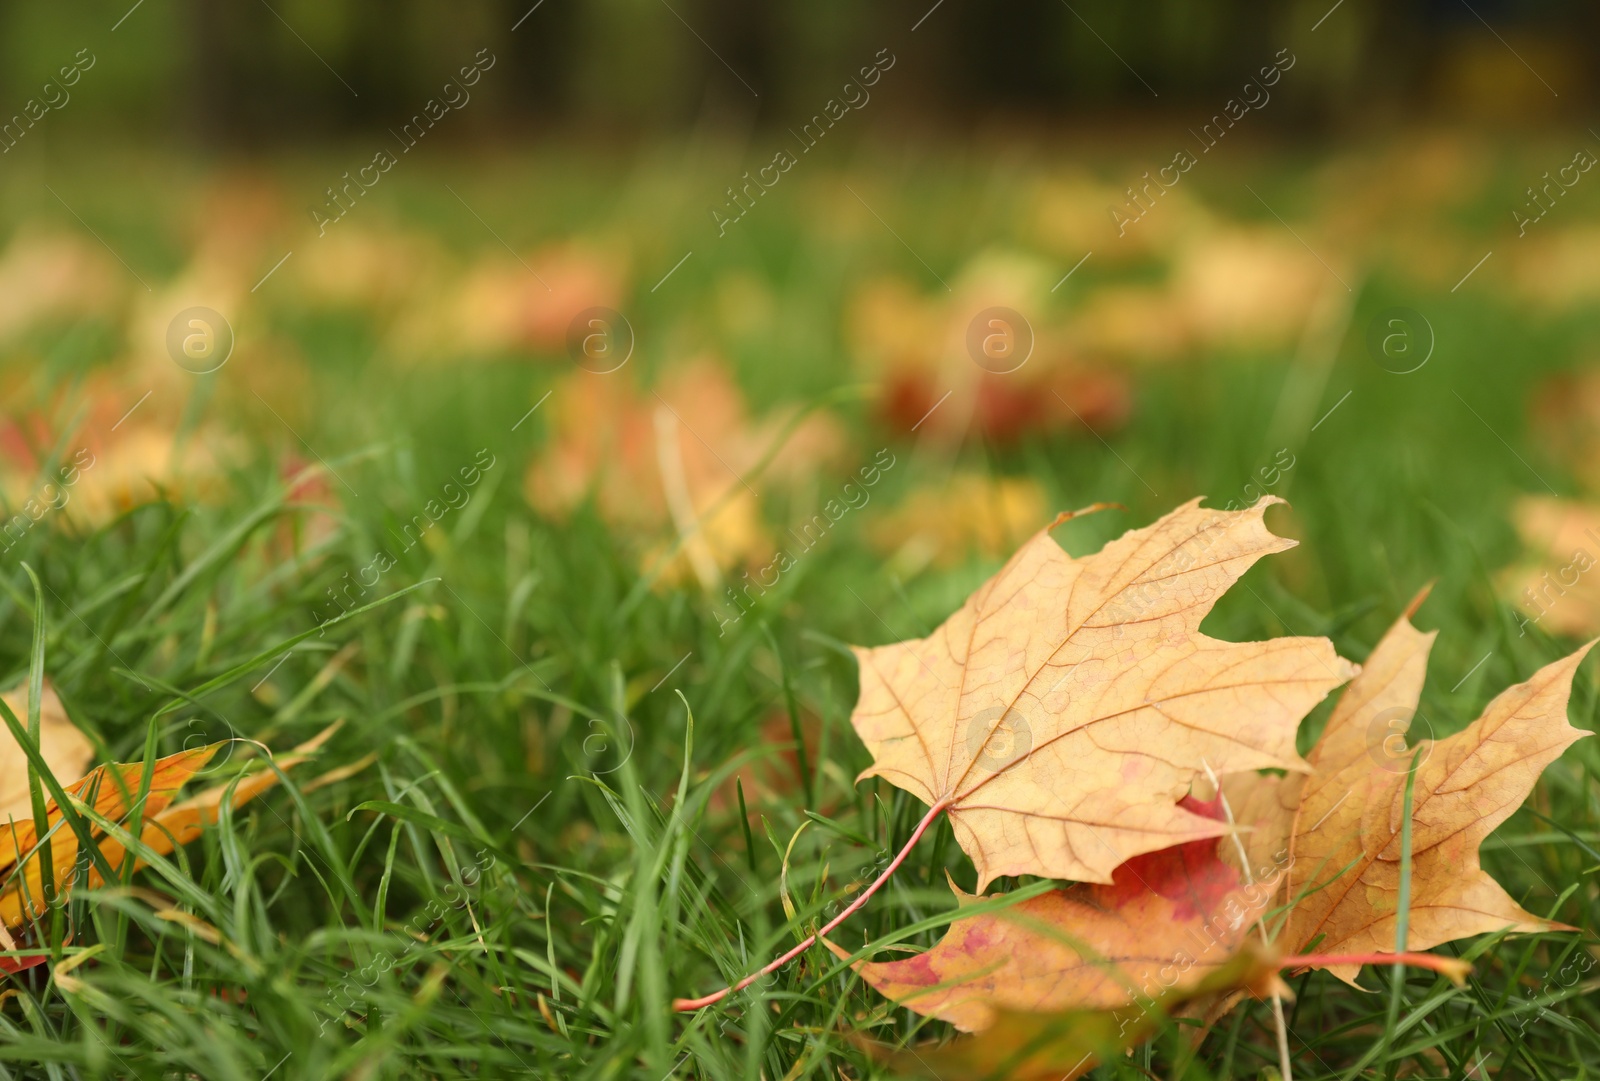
(88, 721, 353, 892)
(0, 746, 218, 927)
(0, 719, 355, 927)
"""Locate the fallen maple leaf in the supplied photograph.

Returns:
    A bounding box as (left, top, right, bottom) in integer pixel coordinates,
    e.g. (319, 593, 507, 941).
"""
(0, 720, 350, 929)
(675, 497, 1355, 1011)
(828, 797, 1278, 1032)
(1224, 590, 1592, 985)
(0, 681, 93, 823)
(865, 941, 1291, 1081)
(851, 496, 1354, 890)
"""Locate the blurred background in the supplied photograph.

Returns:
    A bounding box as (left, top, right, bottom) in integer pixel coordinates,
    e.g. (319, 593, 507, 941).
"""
(3, 0, 1597, 134)
(5, 0, 1600, 754)
(3, 0, 1600, 1075)
(3, 0, 1600, 726)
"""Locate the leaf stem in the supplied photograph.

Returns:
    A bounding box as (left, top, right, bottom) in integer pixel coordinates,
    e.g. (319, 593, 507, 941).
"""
(673, 798, 951, 1012)
(1280, 952, 1472, 984)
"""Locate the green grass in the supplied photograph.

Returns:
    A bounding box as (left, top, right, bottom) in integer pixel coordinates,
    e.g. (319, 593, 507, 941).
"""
(1, 139, 1598, 1079)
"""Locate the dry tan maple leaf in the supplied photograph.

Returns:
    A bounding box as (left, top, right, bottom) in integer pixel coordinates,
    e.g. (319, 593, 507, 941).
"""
(850, 497, 1356, 890)
(0, 681, 94, 823)
(828, 797, 1278, 1032)
(1224, 592, 1592, 985)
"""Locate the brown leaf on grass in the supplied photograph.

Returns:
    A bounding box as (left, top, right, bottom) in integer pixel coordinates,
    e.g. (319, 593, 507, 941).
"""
(0, 721, 352, 927)
(0, 681, 94, 823)
(830, 797, 1277, 1032)
(1499, 494, 1600, 637)
(850, 497, 1355, 890)
(1224, 593, 1592, 985)
(523, 359, 844, 585)
(867, 941, 1289, 1081)
(845, 252, 1131, 445)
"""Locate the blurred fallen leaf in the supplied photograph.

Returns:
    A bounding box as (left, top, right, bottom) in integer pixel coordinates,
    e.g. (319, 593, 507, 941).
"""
(393, 241, 629, 360)
(292, 226, 445, 314)
(1500, 495, 1600, 637)
(1529, 370, 1600, 494)
(524, 359, 844, 585)
(1169, 227, 1326, 349)
(0, 230, 125, 345)
(846, 251, 1130, 444)
(867, 472, 1046, 571)
(1511, 226, 1600, 313)
(1072, 222, 1339, 362)
(0, 373, 241, 529)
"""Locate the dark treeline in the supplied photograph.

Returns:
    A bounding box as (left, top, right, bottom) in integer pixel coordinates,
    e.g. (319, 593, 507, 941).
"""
(1, 0, 1593, 143)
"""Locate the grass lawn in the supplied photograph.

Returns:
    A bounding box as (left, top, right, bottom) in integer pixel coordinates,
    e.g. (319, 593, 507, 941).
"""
(0, 135, 1597, 1078)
